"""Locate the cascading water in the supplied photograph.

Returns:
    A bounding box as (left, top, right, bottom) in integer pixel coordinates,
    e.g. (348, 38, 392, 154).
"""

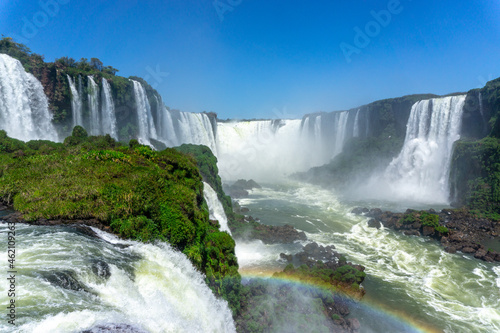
(0, 223, 236, 333)
(353, 109, 360, 137)
(382, 95, 466, 203)
(131, 80, 158, 145)
(101, 78, 118, 139)
(156, 97, 177, 146)
(87, 76, 100, 136)
(174, 112, 217, 153)
(0, 54, 58, 142)
(67, 74, 83, 127)
(203, 181, 231, 234)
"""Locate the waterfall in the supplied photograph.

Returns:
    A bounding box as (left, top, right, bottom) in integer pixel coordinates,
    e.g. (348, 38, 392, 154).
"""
(333, 111, 349, 157)
(383, 95, 466, 203)
(0, 54, 58, 142)
(131, 80, 158, 145)
(353, 109, 360, 137)
(3, 223, 236, 333)
(87, 76, 100, 136)
(67, 74, 83, 127)
(176, 112, 218, 153)
(203, 182, 231, 234)
(159, 100, 177, 145)
(101, 78, 118, 139)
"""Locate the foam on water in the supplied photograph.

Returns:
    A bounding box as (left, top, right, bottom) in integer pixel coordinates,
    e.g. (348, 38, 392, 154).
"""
(0, 224, 235, 333)
(233, 182, 500, 333)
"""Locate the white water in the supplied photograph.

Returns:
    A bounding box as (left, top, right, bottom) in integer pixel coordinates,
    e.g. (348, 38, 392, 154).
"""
(131, 80, 158, 145)
(66, 75, 83, 127)
(101, 78, 118, 139)
(0, 54, 58, 142)
(379, 95, 466, 204)
(203, 181, 231, 234)
(0, 224, 235, 333)
(87, 76, 100, 136)
(235, 182, 500, 333)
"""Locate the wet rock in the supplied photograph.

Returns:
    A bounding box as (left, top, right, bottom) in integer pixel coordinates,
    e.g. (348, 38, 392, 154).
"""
(42, 271, 87, 292)
(346, 318, 361, 331)
(240, 207, 250, 213)
(81, 324, 147, 333)
(422, 226, 435, 236)
(445, 246, 457, 254)
(367, 219, 381, 229)
(404, 230, 420, 236)
(91, 260, 111, 279)
(351, 207, 368, 215)
(252, 224, 307, 244)
(474, 249, 487, 259)
(462, 247, 475, 254)
(367, 208, 383, 218)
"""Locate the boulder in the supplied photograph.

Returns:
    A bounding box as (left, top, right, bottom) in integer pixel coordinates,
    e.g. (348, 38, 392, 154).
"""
(367, 219, 381, 229)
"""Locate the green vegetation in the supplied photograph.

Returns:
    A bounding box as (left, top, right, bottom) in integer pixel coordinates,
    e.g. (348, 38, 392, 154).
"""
(402, 212, 416, 224)
(273, 263, 366, 298)
(451, 137, 500, 220)
(0, 129, 238, 284)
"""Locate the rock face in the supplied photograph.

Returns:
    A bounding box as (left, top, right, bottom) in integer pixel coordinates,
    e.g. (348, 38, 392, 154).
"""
(352, 207, 500, 263)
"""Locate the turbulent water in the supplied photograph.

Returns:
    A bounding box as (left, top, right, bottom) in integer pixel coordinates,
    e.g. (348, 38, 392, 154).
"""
(235, 182, 500, 333)
(0, 223, 235, 333)
(203, 182, 231, 234)
(100, 78, 118, 139)
(0, 54, 57, 142)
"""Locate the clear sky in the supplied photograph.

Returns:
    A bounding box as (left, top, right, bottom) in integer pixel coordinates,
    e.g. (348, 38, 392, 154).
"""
(1, 0, 499, 119)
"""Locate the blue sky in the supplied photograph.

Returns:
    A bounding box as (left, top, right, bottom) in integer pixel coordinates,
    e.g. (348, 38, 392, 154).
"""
(1, 0, 499, 119)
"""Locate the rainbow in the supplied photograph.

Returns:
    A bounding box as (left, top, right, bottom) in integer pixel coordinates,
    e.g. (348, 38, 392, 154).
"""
(240, 269, 441, 333)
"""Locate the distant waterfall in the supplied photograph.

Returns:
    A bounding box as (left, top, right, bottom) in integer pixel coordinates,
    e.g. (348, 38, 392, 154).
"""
(87, 76, 100, 136)
(0, 54, 58, 142)
(101, 78, 118, 139)
(131, 80, 158, 145)
(384, 95, 466, 203)
(67, 74, 83, 127)
(203, 182, 231, 234)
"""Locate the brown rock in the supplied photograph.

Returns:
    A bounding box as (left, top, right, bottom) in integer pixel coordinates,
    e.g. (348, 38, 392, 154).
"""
(474, 249, 487, 259)
(462, 247, 475, 254)
(422, 226, 435, 236)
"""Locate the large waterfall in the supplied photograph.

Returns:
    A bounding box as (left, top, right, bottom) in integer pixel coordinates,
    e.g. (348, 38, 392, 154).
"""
(131, 80, 158, 145)
(216, 109, 367, 180)
(382, 95, 466, 203)
(101, 78, 118, 139)
(66, 74, 83, 127)
(87, 76, 100, 136)
(0, 54, 58, 142)
(203, 181, 231, 234)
